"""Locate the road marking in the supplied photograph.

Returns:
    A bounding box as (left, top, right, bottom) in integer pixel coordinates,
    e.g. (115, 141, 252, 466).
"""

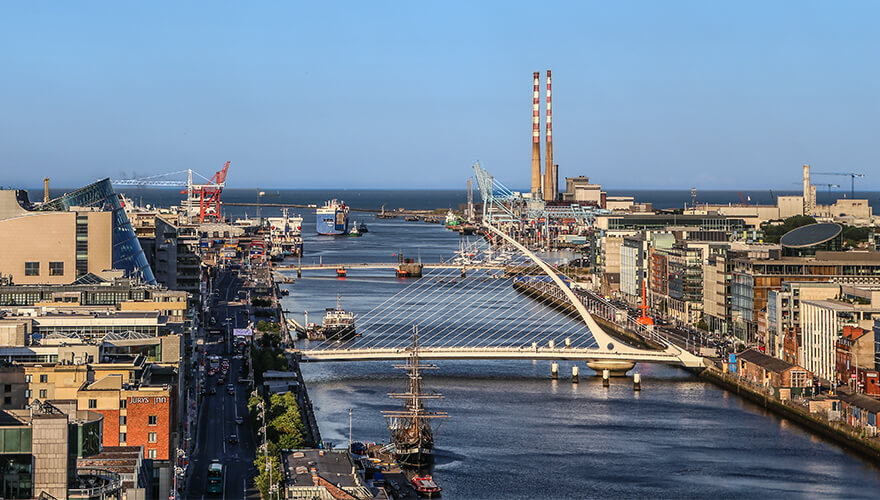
(242, 477, 247, 498)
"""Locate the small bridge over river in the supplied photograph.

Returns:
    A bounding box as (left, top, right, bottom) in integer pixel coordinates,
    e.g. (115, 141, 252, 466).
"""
(286, 163, 707, 371)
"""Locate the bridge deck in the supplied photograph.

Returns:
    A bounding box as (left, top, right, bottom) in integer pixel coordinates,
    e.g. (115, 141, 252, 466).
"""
(292, 346, 704, 367)
(276, 263, 506, 271)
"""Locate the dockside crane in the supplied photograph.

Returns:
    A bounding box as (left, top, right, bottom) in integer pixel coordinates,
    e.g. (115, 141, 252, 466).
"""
(812, 172, 865, 198)
(112, 161, 231, 223)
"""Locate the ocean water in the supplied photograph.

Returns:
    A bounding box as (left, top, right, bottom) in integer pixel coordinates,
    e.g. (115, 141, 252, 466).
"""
(33, 187, 880, 220)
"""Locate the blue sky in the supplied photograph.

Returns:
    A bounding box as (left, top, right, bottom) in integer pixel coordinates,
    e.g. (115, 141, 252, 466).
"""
(1, 1, 877, 190)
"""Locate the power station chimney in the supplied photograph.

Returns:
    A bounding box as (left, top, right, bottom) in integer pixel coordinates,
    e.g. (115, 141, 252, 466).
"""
(543, 70, 554, 201)
(530, 71, 542, 198)
(43, 178, 50, 203)
(802, 164, 813, 214)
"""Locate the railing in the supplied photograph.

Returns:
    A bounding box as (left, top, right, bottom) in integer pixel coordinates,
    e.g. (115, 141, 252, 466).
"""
(68, 467, 123, 498)
(514, 277, 671, 348)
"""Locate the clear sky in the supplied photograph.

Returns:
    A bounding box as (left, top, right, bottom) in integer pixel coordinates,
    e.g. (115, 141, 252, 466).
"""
(1, 1, 877, 190)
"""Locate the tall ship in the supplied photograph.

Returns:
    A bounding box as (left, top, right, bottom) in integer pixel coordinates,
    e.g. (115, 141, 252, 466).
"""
(316, 199, 349, 235)
(266, 209, 304, 260)
(382, 327, 448, 468)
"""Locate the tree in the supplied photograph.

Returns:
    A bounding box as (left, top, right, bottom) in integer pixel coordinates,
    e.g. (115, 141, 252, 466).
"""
(254, 441, 284, 499)
(760, 215, 816, 243)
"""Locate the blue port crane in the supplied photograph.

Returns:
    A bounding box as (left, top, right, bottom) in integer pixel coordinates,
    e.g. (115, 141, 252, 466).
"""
(812, 172, 865, 198)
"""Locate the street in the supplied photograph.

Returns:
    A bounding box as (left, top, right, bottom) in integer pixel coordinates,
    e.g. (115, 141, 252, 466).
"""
(187, 271, 260, 499)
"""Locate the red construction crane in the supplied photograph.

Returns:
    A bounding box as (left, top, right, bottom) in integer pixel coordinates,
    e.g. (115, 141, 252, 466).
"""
(192, 161, 230, 223)
(112, 161, 231, 223)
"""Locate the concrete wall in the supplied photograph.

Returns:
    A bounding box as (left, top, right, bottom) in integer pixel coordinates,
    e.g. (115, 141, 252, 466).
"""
(0, 211, 112, 284)
(31, 413, 70, 500)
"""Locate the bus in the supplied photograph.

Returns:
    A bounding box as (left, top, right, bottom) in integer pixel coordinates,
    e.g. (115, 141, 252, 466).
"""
(206, 460, 223, 495)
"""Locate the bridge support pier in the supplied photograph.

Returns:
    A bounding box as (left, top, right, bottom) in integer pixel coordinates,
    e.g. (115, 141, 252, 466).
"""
(602, 369, 610, 387)
(586, 360, 636, 377)
(633, 373, 641, 391)
(572, 366, 579, 383)
(551, 362, 558, 380)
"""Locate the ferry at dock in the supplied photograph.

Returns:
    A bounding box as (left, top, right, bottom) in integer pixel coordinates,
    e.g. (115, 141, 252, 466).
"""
(316, 199, 349, 235)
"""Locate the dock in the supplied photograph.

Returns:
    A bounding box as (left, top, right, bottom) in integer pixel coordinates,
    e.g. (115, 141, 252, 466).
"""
(365, 444, 422, 500)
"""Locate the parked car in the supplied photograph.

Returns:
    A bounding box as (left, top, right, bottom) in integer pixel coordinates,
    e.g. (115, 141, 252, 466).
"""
(227, 384, 235, 395)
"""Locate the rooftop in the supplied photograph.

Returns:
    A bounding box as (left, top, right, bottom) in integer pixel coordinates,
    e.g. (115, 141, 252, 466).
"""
(780, 223, 842, 248)
(738, 348, 799, 373)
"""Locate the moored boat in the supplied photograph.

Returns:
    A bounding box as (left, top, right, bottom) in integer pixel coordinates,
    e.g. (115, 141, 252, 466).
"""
(411, 475, 442, 498)
(383, 326, 448, 469)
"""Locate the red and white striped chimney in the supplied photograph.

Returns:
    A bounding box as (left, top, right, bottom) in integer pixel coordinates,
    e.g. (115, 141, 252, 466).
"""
(531, 71, 542, 197)
(544, 70, 554, 201)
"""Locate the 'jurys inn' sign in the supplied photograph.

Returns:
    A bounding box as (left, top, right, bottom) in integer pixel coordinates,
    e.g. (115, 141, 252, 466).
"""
(128, 396, 169, 405)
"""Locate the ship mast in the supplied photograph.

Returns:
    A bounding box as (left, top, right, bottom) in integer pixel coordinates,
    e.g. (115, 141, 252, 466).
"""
(382, 325, 448, 432)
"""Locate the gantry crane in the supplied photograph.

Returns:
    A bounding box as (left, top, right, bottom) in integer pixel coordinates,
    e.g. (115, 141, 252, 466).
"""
(812, 172, 865, 198)
(112, 161, 231, 223)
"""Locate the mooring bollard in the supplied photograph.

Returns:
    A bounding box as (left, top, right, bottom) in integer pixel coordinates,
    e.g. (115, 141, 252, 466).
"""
(633, 373, 641, 391)
(551, 362, 559, 380)
(602, 369, 610, 387)
(572, 366, 579, 384)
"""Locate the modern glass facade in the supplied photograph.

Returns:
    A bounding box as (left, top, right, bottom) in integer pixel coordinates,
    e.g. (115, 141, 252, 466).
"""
(39, 179, 156, 284)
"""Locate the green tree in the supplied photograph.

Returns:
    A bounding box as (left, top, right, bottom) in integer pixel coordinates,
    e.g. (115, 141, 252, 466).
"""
(760, 215, 817, 243)
(253, 441, 284, 499)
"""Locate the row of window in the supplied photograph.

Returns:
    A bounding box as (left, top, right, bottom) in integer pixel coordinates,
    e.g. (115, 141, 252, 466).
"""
(24, 262, 65, 276)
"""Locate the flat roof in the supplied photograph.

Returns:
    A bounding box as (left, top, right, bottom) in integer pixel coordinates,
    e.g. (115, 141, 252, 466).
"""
(282, 449, 359, 488)
(781, 223, 842, 248)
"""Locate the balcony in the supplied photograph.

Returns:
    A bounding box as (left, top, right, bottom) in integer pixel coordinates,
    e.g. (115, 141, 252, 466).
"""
(68, 467, 122, 499)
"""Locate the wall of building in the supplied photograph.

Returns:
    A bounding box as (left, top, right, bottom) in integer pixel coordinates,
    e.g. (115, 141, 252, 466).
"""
(0, 211, 113, 285)
(31, 414, 69, 500)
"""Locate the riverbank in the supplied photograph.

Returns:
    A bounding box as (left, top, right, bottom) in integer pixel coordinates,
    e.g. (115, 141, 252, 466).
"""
(695, 366, 880, 464)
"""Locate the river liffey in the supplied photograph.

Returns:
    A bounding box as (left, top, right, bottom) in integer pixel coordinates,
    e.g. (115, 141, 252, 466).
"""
(281, 217, 880, 499)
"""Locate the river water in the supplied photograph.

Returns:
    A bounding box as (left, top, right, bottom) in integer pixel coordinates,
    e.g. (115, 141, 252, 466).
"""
(281, 217, 879, 499)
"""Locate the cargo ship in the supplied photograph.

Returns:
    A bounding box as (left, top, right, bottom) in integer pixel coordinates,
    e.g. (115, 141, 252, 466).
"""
(266, 209, 303, 260)
(322, 295, 357, 340)
(382, 326, 448, 468)
(316, 199, 349, 235)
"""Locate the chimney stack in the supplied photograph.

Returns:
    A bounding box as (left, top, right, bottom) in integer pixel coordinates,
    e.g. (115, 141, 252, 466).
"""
(530, 72, 542, 198)
(543, 70, 554, 201)
(43, 178, 50, 203)
(803, 164, 813, 214)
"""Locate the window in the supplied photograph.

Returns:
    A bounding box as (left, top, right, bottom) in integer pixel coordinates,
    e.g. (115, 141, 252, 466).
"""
(25, 262, 39, 276)
(3, 397, 10, 405)
(120, 398, 126, 409)
(148, 415, 157, 426)
(24, 389, 30, 398)
(148, 432, 157, 443)
(119, 432, 126, 443)
(39, 374, 47, 383)
(39, 389, 47, 399)
(88, 399, 97, 409)
(119, 416, 126, 426)
(25, 375, 31, 383)
(49, 262, 64, 276)
(147, 449, 157, 459)
(3, 384, 10, 392)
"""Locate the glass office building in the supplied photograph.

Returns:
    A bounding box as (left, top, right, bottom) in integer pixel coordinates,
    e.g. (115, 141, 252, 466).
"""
(40, 179, 156, 284)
